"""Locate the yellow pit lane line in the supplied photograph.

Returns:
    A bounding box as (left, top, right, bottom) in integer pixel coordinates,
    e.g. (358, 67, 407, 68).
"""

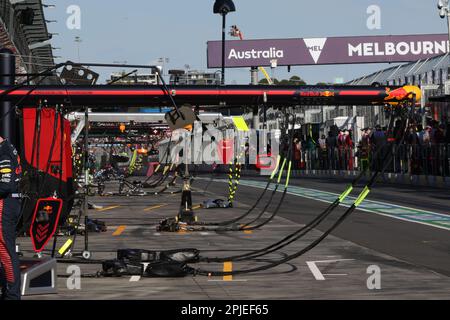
(112, 225, 126, 236)
(96, 205, 121, 212)
(223, 262, 233, 281)
(144, 204, 168, 212)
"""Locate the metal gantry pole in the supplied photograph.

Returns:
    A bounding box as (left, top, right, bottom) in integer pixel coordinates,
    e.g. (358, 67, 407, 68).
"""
(0, 48, 16, 145)
(438, 1, 450, 73)
(81, 107, 90, 258)
(84, 107, 89, 224)
(221, 13, 226, 85)
(67, 107, 90, 258)
(447, 13, 450, 70)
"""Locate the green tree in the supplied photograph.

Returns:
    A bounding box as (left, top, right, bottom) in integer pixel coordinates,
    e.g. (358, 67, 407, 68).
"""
(258, 75, 306, 85)
(289, 76, 306, 85)
(279, 79, 291, 85)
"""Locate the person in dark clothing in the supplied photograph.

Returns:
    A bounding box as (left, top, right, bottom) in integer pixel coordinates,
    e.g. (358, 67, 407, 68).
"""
(432, 124, 447, 175)
(370, 125, 387, 171)
(293, 138, 301, 169)
(358, 128, 371, 171)
(393, 119, 404, 144)
(326, 131, 337, 169)
(318, 134, 327, 169)
(406, 125, 421, 175)
(434, 124, 446, 144)
(0, 136, 22, 300)
(406, 125, 419, 145)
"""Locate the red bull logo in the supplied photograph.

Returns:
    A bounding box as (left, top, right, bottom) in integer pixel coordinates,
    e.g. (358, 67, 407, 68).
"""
(385, 85, 421, 103)
(30, 198, 63, 253)
(385, 87, 409, 101)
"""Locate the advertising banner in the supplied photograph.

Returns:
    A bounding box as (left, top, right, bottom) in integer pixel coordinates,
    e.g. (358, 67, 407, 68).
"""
(207, 34, 449, 68)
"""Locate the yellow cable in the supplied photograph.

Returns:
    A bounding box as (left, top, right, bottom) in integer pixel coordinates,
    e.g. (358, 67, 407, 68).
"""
(355, 186, 371, 207)
(270, 155, 281, 179)
(285, 161, 292, 188)
(277, 158, 287, 184)
(338, 185, 353, 203)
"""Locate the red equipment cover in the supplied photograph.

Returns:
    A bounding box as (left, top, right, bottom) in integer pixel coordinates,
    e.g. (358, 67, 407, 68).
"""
(29, 197, 63, 253)
(22, 108, 72, 181)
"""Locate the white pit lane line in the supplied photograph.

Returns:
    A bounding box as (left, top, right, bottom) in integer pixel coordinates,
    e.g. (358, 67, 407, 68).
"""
(129, 276, 141, 282)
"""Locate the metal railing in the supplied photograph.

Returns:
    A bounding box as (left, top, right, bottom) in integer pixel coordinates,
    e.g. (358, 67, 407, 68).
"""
(295, 143, 450, 177)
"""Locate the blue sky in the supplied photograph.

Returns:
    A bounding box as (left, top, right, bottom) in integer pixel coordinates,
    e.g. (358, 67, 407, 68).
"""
(44, 0, 448, 84)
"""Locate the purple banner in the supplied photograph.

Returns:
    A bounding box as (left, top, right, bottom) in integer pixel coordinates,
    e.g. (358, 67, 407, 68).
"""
(207, 34, 449, 68)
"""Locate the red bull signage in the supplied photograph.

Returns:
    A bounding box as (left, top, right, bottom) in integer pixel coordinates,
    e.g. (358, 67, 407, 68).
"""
(207, 34, 449, 68)
(30, 197, 64, 253)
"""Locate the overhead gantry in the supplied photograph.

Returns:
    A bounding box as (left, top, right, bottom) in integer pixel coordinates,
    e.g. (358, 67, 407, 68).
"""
(0, 84, 421, 108)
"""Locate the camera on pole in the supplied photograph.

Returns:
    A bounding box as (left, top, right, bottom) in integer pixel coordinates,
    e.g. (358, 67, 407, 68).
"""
(438, 0, 449, 18)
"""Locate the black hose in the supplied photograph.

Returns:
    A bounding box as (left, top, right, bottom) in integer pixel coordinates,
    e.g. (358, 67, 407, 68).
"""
(236, 114, 296, 231)
(202, 108, 399, 262)
(192, 103, 415, 275)
(190, 113, 296, 231)
(153, 172, 179, 195)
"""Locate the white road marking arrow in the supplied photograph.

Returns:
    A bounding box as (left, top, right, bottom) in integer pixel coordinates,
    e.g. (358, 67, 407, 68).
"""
(306, 259, 354, 280)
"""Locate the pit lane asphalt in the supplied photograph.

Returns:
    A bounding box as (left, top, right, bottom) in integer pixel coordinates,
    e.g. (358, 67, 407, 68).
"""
(17, 174, 450, 299)
(195, 176, 450, 276)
